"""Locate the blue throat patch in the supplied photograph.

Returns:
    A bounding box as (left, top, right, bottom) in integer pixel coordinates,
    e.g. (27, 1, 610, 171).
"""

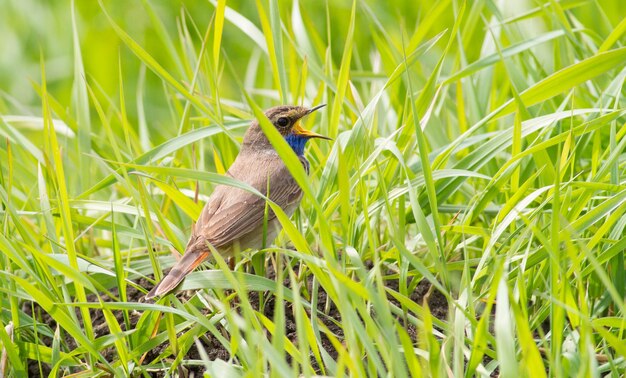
(285, 133, 309, 156)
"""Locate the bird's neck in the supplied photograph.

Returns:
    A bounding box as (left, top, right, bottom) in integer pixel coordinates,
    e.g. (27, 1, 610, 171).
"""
(284, 134, 308, 156)
(242, 123, 309, 156)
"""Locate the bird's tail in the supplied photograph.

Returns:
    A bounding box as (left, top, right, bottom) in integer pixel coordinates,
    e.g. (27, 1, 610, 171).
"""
(145, 244, 209, 299)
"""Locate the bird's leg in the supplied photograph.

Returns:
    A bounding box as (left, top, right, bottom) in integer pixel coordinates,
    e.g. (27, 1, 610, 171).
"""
(228, 257, 235, 270)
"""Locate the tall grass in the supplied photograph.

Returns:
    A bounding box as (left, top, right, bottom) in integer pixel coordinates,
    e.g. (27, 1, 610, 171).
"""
(1, 0, 625, 376)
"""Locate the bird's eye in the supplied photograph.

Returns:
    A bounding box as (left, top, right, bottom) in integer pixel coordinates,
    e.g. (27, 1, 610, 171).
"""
(276, 117, 290, 127)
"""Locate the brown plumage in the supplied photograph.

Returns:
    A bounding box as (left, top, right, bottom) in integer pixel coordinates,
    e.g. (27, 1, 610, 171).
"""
(146, 104, 328, 299)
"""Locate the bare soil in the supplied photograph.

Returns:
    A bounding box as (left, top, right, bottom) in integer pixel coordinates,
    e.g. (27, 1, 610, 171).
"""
(24, 269, 448, 377)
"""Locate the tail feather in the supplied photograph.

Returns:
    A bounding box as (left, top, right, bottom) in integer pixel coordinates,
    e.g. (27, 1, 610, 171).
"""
(146, 246, 210, 299)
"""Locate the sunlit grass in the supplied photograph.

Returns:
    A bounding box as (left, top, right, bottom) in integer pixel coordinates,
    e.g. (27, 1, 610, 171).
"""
(1, 0, 626, 376)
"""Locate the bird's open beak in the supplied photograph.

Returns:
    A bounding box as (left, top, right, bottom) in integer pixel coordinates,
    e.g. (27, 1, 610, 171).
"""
(293, 104, 332, 140)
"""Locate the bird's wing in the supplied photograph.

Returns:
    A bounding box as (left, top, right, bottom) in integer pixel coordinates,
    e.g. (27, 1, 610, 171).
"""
(146, 153, 310, 300)
(191, 155, 304, 249)
(146, 156, 304, 300)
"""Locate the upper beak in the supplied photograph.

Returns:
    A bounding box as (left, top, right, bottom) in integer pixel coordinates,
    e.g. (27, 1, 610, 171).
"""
(293, 104, 332, 140)
(307, 104, 327, 114)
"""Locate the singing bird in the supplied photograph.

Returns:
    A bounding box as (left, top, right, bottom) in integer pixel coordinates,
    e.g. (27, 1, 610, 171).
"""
(146, 104, 329, 299)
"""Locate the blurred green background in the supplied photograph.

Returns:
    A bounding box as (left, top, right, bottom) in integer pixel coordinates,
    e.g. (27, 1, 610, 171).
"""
(2, 0, 623, 139)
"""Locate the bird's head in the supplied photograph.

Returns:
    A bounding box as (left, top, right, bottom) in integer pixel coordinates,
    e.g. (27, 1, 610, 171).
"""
(243, 104, 330, 155)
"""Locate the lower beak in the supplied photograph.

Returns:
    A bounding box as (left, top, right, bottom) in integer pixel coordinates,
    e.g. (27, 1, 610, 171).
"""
(294, 104, 331, 140)
(293, 123, 332, 140)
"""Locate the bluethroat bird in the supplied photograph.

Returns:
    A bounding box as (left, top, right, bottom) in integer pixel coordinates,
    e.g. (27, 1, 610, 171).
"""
(146, 104, 329, 299)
